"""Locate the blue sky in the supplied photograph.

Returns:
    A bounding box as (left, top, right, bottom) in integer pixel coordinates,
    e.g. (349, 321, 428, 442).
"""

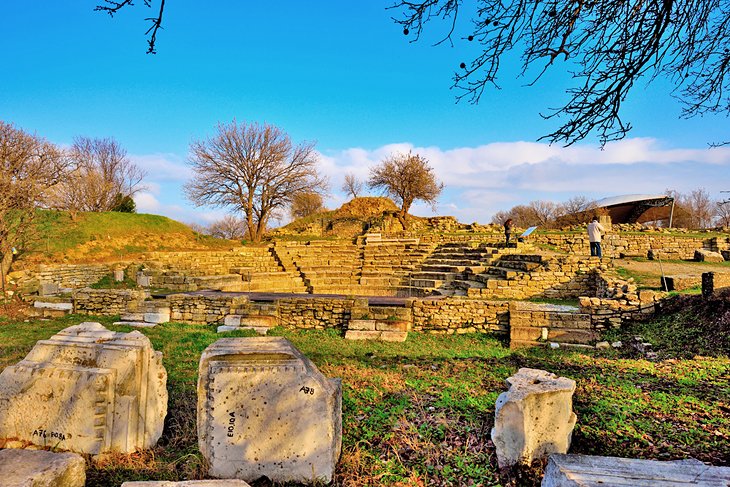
(2, 2, 729, 226)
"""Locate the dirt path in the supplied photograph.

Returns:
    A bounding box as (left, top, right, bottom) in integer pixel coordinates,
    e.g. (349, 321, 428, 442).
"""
(614, 258, 729, 287)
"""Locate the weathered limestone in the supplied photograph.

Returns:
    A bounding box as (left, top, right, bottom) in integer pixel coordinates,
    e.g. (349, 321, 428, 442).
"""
(660, 274, 701, 292)
(542, 454, 730, 486)
(345, 318, 409, 342)
(695, 249, 725, 263)
(0, 449, 86, 487)
(509, 302, 596, 349)
(197, 337, 342, 484)
(123, 482, 251, 487)
(0, 322, 168, 454)
(491, 368, 577, 468)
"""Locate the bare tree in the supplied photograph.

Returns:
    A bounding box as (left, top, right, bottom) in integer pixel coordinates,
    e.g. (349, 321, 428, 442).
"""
(95, 0, 165, 54)
(342, 173, 364, 199)
(207, 215, 247, 240)
(290, 192, 324, 220)
(185, 120, 328, 242)
(685, 188, 716, 228)
(716, 200, 730, 228)
(393, 1, 730, 145)
(368, 151, 443, 228)
(48, 137, 146, 215)
(555, 195, 596, 225)
(0, 122, 68, 283)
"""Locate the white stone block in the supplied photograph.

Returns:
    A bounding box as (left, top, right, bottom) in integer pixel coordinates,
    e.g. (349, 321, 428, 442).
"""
(223, 315, 242, 327)
(0, 449, 86, 487)
(114, 270, 125, 282)
(198, 337, 342, 484)
(542, 454, 730, 486)
(491, 368, 577, 468)
(217, 325, 239, 333)
(0, 322, 168, 454)
(144, 310, 170, 324)
(34, 301, 73, 311)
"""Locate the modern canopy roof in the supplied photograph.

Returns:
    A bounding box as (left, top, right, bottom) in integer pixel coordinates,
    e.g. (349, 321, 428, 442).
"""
(592, 194, 675, 224)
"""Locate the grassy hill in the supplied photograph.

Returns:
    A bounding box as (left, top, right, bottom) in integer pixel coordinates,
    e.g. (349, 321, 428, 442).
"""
(21, 210, 237, 266)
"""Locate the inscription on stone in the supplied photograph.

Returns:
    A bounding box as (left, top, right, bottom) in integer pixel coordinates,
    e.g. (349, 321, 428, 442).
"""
(198, 337, 342, 484)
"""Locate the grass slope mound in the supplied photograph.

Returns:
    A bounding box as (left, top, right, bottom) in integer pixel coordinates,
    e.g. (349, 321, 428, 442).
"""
(22, 210, 236, 266)
(610, 290, 730, 358)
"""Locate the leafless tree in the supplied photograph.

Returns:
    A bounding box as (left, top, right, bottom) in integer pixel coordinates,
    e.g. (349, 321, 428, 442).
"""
(48, 137, 146, 216)
(95, 0, 165, 54)
(207, 215, 247, 240)
(554, 195, 596, 225)
(368, 151, 443, 228)
(185, 120, 328, 242)
(342, 173, 364, 199)
(0, 122, 68, 282)
(716, 199, 730, 228)
(392, 1, 730, 145)
(290, 192, 324, 220)
(665, 188, 717, 228)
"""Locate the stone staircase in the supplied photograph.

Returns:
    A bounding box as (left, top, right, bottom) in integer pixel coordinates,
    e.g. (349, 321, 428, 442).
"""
(358, 238, 435, 296)
(273, 241, 362, 294)
(218, 302, 278, 334)
(409, 243, 544, 296)
(143, 247, 307, 293)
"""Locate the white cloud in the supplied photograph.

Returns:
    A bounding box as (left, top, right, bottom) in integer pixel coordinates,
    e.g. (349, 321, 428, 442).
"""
(130, 138, 730, 227)
(130, 153, 192, 182)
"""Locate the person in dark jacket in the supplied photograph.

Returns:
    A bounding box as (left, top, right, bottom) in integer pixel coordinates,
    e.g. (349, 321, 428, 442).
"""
(504, 218, 513, 244)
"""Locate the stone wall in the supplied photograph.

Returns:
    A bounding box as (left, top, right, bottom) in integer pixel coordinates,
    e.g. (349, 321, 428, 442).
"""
(579, 290, 664, 329)
(534, 233, 730, 260)
(168, 293, 250, 324)
(73, 288, 149, 315)
(277, 298, 356, 330)
(411, 297, 509, 334)
(509, 301, 595, 348)
(467, 256, 605, 300)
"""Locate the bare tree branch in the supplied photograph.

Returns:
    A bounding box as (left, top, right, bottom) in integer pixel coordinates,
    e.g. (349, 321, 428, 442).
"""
(392, 0, 730, 146)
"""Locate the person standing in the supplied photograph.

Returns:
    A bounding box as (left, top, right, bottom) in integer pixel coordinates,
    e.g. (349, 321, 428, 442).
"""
(504, 218, 513, 244)
(587, 217, 606, 257)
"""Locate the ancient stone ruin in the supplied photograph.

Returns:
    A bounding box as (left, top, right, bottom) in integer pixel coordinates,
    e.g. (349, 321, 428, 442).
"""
(0, 322, 167, 454)
(197, 337, 342, 484)
(492, 368, 577, 468)
(542, 453, 730, 486)
(0, 449, 86, 487)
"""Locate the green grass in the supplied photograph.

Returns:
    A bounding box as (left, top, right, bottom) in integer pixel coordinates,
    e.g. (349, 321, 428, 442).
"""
(28, 209, 229, 260)
(0, 314, 728, 486)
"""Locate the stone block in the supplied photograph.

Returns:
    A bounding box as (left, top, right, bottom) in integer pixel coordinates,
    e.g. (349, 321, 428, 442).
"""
(123, 482, 251, 487)
(197, 337, 342, 484)
(0, 449, 86, 487)
(114, 270, 125, 282)
(542, 454, 730, 486)
(345, 330, 382, 340)
(217, 325, 239, 333)
(375, 320, 410, 332)
(144, 310, 170, 324)
(348, 319, 376, 331)
(694, 249, 725, 263)
(380, 331, 408, 342)
(0, 322, 168, 454)
(491, 368, 577, 468)
(40, 282, 60, 296)
(34, 301, 73, 311)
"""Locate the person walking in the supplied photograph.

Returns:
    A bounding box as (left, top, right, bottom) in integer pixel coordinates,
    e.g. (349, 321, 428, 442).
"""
(504, 218, 513, 244)
(587, 216, 606, 258)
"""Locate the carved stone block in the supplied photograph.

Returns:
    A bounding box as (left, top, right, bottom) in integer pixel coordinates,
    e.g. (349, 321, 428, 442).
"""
(0, 322, 167, 454)
(197, 337, 341, 484)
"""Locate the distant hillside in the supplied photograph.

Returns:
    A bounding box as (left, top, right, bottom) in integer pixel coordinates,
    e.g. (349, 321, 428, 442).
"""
(19, 210, 237, 266)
